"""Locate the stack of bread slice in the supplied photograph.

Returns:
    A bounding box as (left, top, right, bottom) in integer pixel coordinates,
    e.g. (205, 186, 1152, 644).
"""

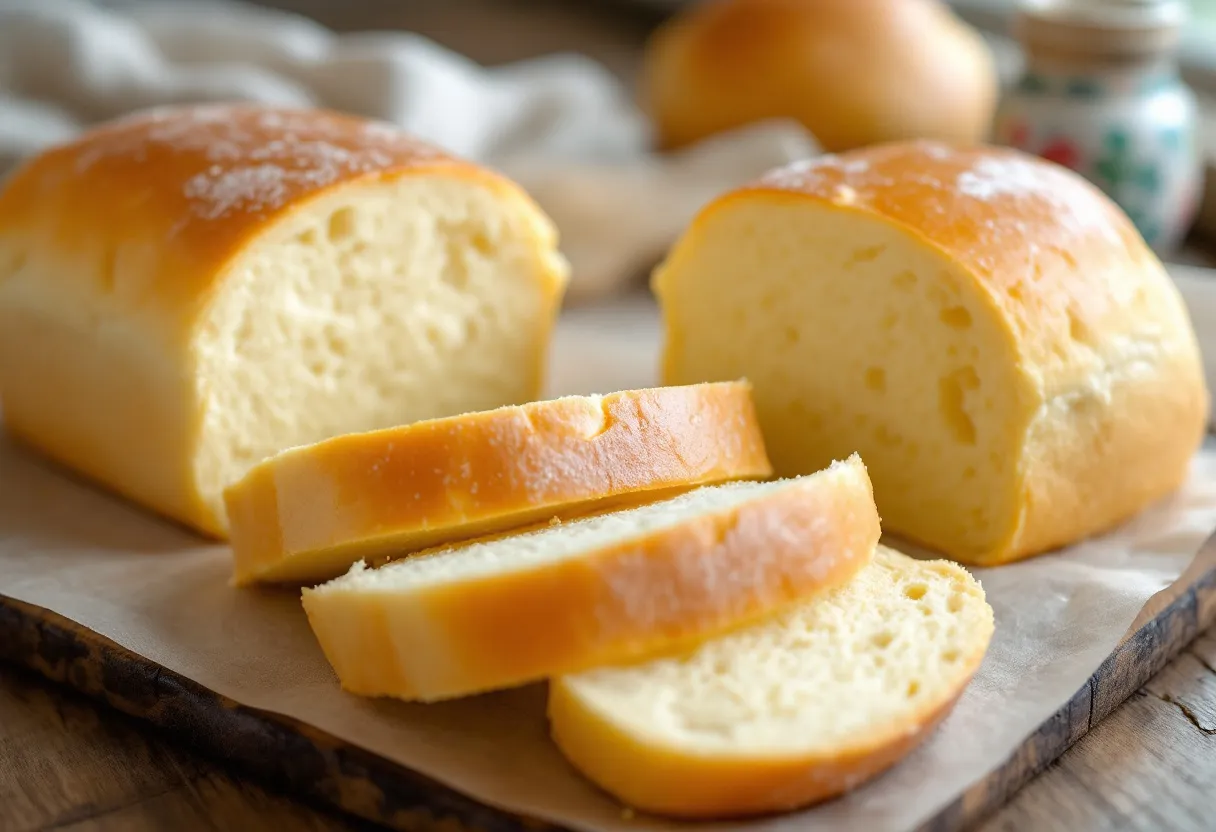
(226, 380, 994, 819)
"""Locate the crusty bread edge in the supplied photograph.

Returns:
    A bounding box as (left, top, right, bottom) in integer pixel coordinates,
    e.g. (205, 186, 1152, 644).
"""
(225, 382, 774, 586)
(301, 456, 879, 702)
(547, 556, 995, 819)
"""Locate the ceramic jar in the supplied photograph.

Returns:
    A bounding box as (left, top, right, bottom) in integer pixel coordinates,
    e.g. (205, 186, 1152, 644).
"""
(994, 0, 1202, 254)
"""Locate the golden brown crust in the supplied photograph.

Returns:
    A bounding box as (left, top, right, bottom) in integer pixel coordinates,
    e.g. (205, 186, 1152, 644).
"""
(643, 0, 996, 152)
(662, 141, 1208, 563)
(301, 457, 879, 702)
(548, 682, 969, 819)
(225, 382, 774, 585)
(0, 105, 563, 538)
(0, 105, 501, 328)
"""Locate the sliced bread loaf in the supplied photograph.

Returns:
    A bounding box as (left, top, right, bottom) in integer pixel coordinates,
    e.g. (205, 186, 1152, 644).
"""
(302, 455, 878, 702)
(549, 545, 994, 819)
(0, 105, 569, 537)
(225, 382, 772, 586)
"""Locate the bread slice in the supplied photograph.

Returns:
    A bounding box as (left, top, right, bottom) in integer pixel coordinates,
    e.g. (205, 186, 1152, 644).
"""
(302, 455, 878, 702)
(0, 104, 568, 537)
(225, 382, 772, 586)
(654, 141, 1207, 564)
(549, 545, 994, 819)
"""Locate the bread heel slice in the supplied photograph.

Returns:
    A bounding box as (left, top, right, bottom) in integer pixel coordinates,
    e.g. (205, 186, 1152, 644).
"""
(225, 382, 772, 586)
(302, 455, 878, 702)
(549, 545, 994, 819)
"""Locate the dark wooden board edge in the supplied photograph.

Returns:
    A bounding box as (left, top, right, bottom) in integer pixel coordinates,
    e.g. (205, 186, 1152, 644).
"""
(1, 532, 1214, 832)
(921, 531, 1216, 831)
(0, 596, 557, 832)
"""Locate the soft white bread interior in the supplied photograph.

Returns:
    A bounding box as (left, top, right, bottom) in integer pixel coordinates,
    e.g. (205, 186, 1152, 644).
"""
(549, 545, 994, 819)
(225, 382, 773, 587)
(0, 104, 568, 537)
(302, 456, 879, 702)
(655, 141, 1208, 565)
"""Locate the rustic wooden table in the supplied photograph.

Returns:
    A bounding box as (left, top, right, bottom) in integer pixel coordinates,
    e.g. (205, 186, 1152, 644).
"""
(3, 2, 1216, 830)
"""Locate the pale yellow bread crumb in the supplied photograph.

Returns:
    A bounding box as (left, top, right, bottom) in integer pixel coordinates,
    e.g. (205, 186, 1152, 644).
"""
(0, 104, 568, 537)
(549, 545, 994, 819)
(225, 382, 772, 586)
(654, 140, 1208, 564)
(302, 456, 878, 702)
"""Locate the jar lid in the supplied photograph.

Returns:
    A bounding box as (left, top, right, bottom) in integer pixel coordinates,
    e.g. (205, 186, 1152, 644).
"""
(1016, 0, 1186, 61)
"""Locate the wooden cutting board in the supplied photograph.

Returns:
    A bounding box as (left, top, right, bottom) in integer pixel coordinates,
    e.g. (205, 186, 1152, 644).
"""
(0, 532, 1212, 832)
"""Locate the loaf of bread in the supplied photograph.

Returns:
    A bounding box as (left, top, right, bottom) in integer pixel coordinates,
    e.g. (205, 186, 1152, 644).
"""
(225, 382, 772, 586)
(302, 456, 878, 702)
(0, 105, 568, 537)
(654, 141, 1208, 564)
(549, 545, 994, 818)
(643, 0, 997, 152)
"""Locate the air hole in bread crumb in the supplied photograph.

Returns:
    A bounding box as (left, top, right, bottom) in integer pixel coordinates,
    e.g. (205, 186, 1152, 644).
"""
(307, 359, 325, 376)
(939, 367, 980, 445)
(784, 325, 800, 346)
(940, 306, 972, 329)
(921, 605, 933, 616)
(1060, 250, 1078, 269)
(295, 228, 318, 246)
(464, 317, 481, 342)
(892, 270, 917, 290)
(906, 680, 921, 698)
(864, 367, 886, 392)
(327, 207, 357, 242)
(963, 466, 977, 480)
(948, 594, 966, 613)
(872, 632, 894, 649)
(424, 324, 444, 348)
(881, 311, 900, 331)
(469, 231, 494, 256)
(848, 244, 886, 265)
(325, 332, 349, 358)
(904, 583, 928, 600)
(943, 649, 961, 663)
(1008, 283, 1025, 302)
(1067, 309, 1095, 345)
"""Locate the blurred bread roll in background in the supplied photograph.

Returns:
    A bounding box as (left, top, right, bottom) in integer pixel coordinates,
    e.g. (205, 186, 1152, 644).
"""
(643, 0, 999, 152)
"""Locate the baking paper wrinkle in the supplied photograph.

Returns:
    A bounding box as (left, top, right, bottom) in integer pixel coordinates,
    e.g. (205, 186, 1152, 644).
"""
(2, 292, 1216, 832)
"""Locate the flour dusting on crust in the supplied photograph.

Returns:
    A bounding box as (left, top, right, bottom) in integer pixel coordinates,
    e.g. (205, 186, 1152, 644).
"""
(75, 104, 445, 222)
(753, 141, 1121, 244)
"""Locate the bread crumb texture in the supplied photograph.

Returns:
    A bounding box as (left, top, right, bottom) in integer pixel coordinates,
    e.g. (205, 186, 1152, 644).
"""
(655, 140, 1207, 564)
(549, 545, 994, 818)
(224, 383, 772, 586)
(301, 457, 879, 701)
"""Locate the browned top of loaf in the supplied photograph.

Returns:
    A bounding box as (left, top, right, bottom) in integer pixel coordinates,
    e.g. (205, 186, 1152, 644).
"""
(0, 105, 491, 318)
(721, 141, 1179, 389)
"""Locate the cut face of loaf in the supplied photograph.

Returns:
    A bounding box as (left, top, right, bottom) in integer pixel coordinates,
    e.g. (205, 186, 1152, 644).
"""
(549, 545, 994, 819)
(224, 382, 773, 586)
(655, 141, 1208, 564)
(302, 456, 878, 702)
(0, 105, 568, 537)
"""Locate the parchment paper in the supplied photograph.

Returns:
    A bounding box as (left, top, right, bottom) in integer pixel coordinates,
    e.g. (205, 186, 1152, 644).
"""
(3, 289, 1216, 832)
